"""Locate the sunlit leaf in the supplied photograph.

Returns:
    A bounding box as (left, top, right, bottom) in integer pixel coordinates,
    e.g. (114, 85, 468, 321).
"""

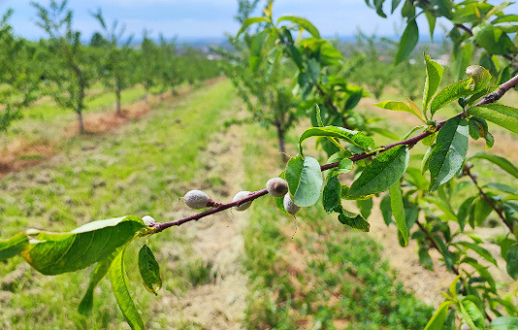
(389, 181, 408, 246)
(21, 216, 146, 275)
(323, 176, 341, 213)
(429, 117, 468, 192)
(109, 247, 145, 330)
(348, 146, 409, 198)
(0, 232, 28, 261)
(468, 104, 518, 134)
(277, 15, 321, 38)
(299, 126, 375, 153)
(423, 301, 454, 330)
(395, 19, 418, 65)
(423, 55, 444, 113)
(138, 245, 162, 295)
(285, 155, 323, 207)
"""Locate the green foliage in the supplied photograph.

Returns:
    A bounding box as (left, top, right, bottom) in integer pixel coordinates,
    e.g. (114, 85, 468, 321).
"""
(138, 244, 162, 295)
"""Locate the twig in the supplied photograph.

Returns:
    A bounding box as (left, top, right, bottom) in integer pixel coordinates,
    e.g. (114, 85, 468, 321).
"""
(465, 167, 514, 233)
(153, 73, 518, 232)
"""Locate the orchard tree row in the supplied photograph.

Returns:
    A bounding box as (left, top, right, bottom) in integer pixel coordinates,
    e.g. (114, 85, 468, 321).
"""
(0, 0, 221, 134)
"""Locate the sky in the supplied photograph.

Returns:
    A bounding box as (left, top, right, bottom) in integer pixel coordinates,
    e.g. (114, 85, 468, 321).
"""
(0, 0, 456, 42)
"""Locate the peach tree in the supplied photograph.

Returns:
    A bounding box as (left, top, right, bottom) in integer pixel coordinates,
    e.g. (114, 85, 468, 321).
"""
(1, 0, 518, 329)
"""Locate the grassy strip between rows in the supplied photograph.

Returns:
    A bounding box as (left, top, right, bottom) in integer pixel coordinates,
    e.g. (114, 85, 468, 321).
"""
(0, 80, 236, 329)
(242, 125, 433, 329)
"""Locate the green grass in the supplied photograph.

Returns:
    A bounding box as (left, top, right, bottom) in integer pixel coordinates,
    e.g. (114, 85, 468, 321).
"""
(0, 79, 237, 329)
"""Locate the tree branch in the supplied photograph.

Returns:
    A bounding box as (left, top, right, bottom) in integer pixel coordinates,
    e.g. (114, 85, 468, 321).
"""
(465, 167, 514, 233)
(153, 73, 518, 232)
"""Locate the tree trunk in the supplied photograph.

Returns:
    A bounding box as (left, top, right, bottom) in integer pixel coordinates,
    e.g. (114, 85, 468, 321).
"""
(276, 124, 287, 163)
(77, 110, 85, 133)
(116, 85, 122, 116)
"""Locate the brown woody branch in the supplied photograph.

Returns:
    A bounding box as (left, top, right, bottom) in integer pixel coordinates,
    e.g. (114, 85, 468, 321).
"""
(153, 72, 518, 232)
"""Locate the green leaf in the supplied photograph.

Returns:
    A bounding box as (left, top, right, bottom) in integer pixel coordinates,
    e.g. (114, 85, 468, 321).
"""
(395, 19, 418, 65)
(237, 17, 270, 36)
(109, 248, 145, 330)
(374, 100, 423, 121)
(465, 260, 496, 291)
(469, 152, 518, 179)
(424, 11, 436, 42)
(323, 176, 341, 213)
(390, 181, 408, 246)
(368, 127, 400, 141)
(507, 244, 518, 280)
(457, 196, 476, 231)
(250, 30, 269, 74)
(451, 42, 473, 82)
(299, 126, 375, 153)
(465, 65, 492, 93)
(429, 117, 469, 192)
(430, 79, 473, 116)
(348, 146, 410, 198)
(380, 194, 393, 226)
(473, 22, 515, 55)
(338, 209, 370, 232)
(418, 247, 434, 271)
(456, 241, 497, 266)
(459, 298, 486, 330)
(277, 15, 321, 38)
(79, 247, 123, 316)
(423, 301, 454, 330)
(139, 245, 162, 295)
(423, 55, 444, 113)
(21, 216, 146, 275)
(0, 232, 28, 261)
(468, 104, 518, 134)
(490, 317, 518, 330)
(285, 155, 323, 207)
(357, 198, 373, 219)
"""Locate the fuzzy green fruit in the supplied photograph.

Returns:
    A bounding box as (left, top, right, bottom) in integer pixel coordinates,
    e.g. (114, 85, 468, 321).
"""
(233, 191, 252, 211)
(266, 178, 289, 197)
(283, 193, 300, 215)
(182, 190, 211, 209)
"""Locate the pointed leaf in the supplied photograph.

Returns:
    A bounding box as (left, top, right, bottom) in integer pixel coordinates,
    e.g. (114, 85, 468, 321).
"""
(456, 241, 497, 266)
(277, 15, 320, 38)
(138, 245, 162, 295)
(250, 30, 269, 74)
(459, 298, 486, 330)
(21, 216, 146, 275)
(323, 176, 341, 213)
(380, 194, 393, 226)
(468, 104, 518, 134)
(79, 247, 123, 316)
(507, 244, 518, 280)
(0, 233, 28, 261)
(348, 146, 410, 198)
(430, 79, 473, 116)
(109, 248, 145, 330)
(429, 117, 469, 192)
(299, 126, 375, 152)
(338, 209, 370, 232)
(237, 17, 270, 36)
(423, 55, 444, 113)
(285, 155, 323, 207)
(490, 317, 518, 330)
(374, 100, 423, 120)
(395, 19, 418, 65)
(390, 181, 408, 246)
(423, 301, 454, 330)
(469, 152, 518, 179)
(473, 22, 515, 55)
